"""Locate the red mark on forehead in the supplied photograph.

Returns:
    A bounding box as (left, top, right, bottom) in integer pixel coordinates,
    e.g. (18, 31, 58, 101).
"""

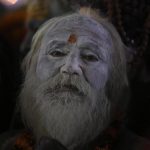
(68, 34, 77, 44)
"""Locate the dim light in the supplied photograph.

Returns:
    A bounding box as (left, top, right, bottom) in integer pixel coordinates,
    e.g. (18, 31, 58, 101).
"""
(1, 0, 18, 5)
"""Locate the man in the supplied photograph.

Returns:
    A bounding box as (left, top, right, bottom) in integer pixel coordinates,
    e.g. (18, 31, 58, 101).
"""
(1, 7, 150, 150)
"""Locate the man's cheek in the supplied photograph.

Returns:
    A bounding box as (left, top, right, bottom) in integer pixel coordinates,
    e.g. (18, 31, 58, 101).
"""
(85, 65, 108, 90)
(36, 57, 57, 81)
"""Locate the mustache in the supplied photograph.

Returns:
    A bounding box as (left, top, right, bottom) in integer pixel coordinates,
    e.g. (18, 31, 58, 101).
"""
(43, 74, 92, 97)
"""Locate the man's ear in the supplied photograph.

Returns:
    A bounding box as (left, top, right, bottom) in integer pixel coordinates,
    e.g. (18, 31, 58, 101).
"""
(36, 137, 68, 150)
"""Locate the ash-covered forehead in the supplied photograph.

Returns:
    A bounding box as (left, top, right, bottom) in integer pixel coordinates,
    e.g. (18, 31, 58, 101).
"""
(34, 13, 114, 57)
(39, 13, 112, 44)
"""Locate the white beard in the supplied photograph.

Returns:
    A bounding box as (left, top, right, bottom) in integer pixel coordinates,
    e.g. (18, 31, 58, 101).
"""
(20, 74, 112, 150)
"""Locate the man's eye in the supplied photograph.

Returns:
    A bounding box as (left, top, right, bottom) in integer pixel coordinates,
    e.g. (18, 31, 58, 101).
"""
(49, 51, 66, 57)
(82, 54, 98, 62)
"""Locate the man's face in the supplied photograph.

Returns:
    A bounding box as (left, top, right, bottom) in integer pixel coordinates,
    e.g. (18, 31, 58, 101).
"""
(36, 28, 111, 92)
(21, 18, 115, 150)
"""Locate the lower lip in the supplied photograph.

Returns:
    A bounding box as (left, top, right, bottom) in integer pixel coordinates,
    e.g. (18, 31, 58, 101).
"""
(57, 89, 77, 93)
(55, 88, 84, 96)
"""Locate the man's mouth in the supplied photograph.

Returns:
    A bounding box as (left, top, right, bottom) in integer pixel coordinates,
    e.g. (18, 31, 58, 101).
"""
(54, 84, 84, 96)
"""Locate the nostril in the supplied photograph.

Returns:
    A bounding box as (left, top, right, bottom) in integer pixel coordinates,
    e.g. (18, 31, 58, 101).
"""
(61, 65, 69, 74)
(61, 61, 82, 76)
(62, 70, 68, 74)
(73, 72, 79, 75)
(62, 68, 78, 75)
(61, 66, 80, 75)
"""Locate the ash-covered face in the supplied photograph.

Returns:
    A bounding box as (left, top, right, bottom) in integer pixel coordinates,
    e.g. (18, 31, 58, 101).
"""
(37, 29, 110, 92)
(20, 13, 127, 150)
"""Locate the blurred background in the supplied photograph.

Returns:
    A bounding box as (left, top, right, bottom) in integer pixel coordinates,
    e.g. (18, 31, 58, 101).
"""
(0, 0, 149, 140)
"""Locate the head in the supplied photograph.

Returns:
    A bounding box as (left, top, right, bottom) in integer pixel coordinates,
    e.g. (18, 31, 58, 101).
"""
(20, 8, 128, 150)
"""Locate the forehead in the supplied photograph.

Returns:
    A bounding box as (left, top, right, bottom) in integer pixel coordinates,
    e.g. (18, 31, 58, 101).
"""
(39, 15, 113, 50)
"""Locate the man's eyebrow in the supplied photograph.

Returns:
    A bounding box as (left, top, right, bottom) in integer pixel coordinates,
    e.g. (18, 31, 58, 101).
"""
(79, 42, 99, 51)
(46, 40, 66, 49)
(79, 42, 106, 60)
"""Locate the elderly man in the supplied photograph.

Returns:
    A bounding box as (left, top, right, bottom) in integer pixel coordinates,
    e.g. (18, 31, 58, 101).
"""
(1, 7, 150, 150)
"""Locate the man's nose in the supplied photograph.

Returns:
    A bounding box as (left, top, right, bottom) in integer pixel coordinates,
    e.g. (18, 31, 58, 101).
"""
(60, 56, 82, 76)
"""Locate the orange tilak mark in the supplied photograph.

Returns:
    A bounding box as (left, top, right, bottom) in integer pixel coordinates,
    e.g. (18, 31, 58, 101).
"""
(68, 34, 77, 44)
